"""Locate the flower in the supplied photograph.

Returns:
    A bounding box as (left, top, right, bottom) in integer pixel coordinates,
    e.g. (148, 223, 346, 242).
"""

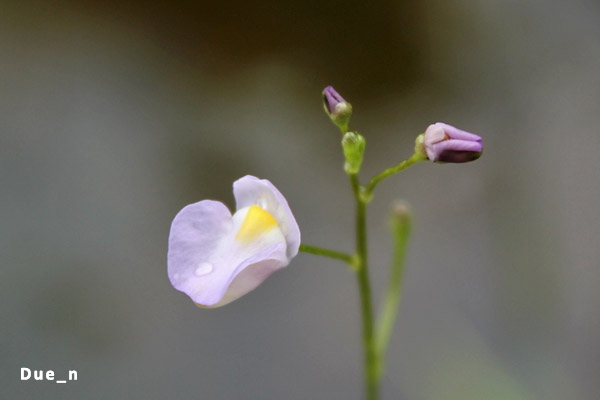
(421, 122, 483, 163)
(168, 175, 300, 308)
(323, 86, 352, 131)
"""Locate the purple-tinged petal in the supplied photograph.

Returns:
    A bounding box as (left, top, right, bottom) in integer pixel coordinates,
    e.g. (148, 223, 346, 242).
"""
(323, 86, 346, 115)
(322, 86, 352, 130)
(168, 200, 232, 290)
(432, 140, 483, 163)
(434, 122, 482, 142)
(214, 242, 287, 307)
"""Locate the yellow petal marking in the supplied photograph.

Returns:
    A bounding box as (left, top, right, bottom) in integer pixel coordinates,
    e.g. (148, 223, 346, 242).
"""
(235, 205, 278, 243)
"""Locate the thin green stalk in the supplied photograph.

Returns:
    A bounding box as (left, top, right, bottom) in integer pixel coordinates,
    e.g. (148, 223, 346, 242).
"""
(298, 244, 355, 265)
(364, 153, 424, 199)
(375, 205, 412, 380)
(350, 173, 379, 400)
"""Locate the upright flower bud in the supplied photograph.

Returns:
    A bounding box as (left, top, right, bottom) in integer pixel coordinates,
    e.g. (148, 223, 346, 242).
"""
(323, 86, 352, 131)
(342, 131, 366, 174)
(389, 201, 412, 273)
(418, 122, 483, 163)
(390, 202, 412, 231)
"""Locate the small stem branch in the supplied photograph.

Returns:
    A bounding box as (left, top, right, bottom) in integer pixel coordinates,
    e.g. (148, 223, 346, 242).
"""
(364, 153, 424, 198)
(298, 244, 355, 265)
(375, 206, 411, 379)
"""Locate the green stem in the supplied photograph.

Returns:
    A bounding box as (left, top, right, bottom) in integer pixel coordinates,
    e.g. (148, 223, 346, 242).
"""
(363, 153, 425, 199)
(375, 205, 411, 379)
(298, 244, 355, 265)
(350, 173, 379, 400)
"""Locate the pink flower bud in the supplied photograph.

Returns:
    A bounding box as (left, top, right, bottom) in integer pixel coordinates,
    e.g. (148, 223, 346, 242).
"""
(423, 123, 483, 163)
(323, 86, 352, 130)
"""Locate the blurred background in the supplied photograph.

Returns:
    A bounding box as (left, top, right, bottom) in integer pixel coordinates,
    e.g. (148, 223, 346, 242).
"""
(2, 0, 599, 399)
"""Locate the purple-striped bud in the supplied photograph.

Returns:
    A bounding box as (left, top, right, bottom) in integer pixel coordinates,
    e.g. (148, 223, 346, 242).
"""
(422, 123, 483, 163)
(323, 86, 352, 131)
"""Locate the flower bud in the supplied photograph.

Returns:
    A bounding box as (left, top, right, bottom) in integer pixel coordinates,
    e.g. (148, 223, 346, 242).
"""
(419, 122, 483, 163)
(390, 202, 411, 227)
(323, 86, 352, 131)
(389, 201, 412, 257)
(342, 131, 366, 174)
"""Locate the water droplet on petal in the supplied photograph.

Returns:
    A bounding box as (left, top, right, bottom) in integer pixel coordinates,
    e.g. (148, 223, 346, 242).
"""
(195, 262, 214, 276)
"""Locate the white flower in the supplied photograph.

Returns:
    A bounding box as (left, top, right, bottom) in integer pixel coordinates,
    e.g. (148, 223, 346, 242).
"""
(168, 175, 300, 308)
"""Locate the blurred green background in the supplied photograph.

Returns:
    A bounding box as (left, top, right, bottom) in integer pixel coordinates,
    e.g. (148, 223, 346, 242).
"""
(2, 0, 599, 399)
